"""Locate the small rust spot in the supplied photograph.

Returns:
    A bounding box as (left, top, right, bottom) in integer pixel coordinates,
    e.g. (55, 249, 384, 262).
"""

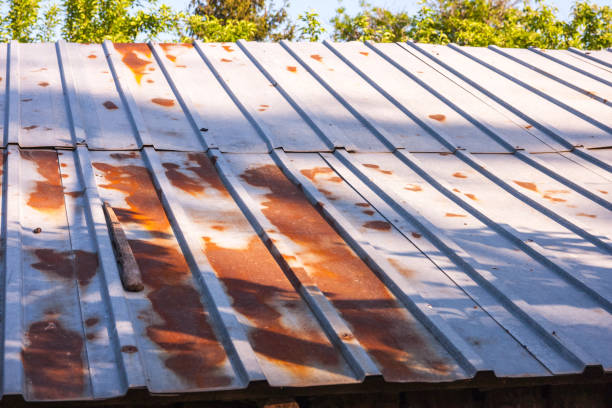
(86, 333, 97, 341)
(363, 220, 391, 231)
(22, 98, 32, 102)
(310, 54, 323, 62)
(165, 54, 176, 62)
(576, 213, 596, 218)
(445, 212, 466, 217)
(103, 101, 119, 110)
(121, 345, 138, 353)
(221, 58, 232, 62)
(363, 163, 392, 175)
(429, 114, 445, 122)
(110, 152, 138, 160)
(404, 184, 422, 192)
(363, 210, 375, 216)
(453, 172, 467, 178)
(87, 54, 96, 59)
(85, 317, 99, 327)
(599, 190, 608, 194)
(222, 45, 234, 53)
(464, 193, 477, 201)
(151, 98, 175, 107)
(22, 319, 85, 400)
(211, 225, 225, 231)
(23, 125, 38, 131)
(513, 180, 539, 193)
(388, 258, 415, 278)
(411, 232, 422, 238)
(32, 227, 42, 234)
(359, 51, 369, 56)
(146, 79, 154, 83)
(38, 81, 50, 87)
(300, 167, 333, 182)
(356, 203, 370, 207)
(287, 66, 297, 72)
(542, 194, 566, 203)
(525, 125, 533, 129)
(66, 190, 84, 198)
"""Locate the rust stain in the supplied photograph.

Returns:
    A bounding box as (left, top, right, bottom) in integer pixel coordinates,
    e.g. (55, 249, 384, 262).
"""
(109, 152, 138, 160)
(363, 163, 392, 175)
(130, 239, 232, 388)
(21, 150, 64, 213)
(300, 167, 333, 181)
(102, 101, 118, 110)
(211, 225, 225, 231)
(388, 258, 414, 278)
(356, 203, 370, 208)
(87, 54, 96, 59)
(22, 319, 85, 400)
(464, 193, 477, 201)
(404, 184, 422, 192)
(287, 66, 297, 72)
(445, 212, 466, 218)
(411, 232, 422, 238)
(241, 164, 454, 380)
(513, 180, 539, 193)
(542, 194, 566, 203)
(452, 172, 467, 178)
(23, 125, 38, 131)
(165, 54, 177, 62)
(163, 153, 229, 198)
(428, 114, 445, 122)
(525, 125, 533, 129)
(32, 249, 98, 287)
(85, 317, 99, 327)
(113, 43, 152, 84)
(163, 162, 204, 196)
(598, 190, 607, 194)
(151, 98, 175, 107)
(363, 210, 375, 216)
(363, 220, 391, 231)
(222, 45, 234, 53)
(66, 190, 85, 198)
(221, 58, 232, 62)
(38, 81, 50, 87)
(310, 54, 323, 62)
(203, 236, 343, 375)
(576, 213, 596, 218)
(359, 51, 369, 56)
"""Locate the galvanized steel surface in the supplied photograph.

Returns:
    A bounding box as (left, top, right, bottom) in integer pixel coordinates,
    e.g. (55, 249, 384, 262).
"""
(0, 40, 610, 402)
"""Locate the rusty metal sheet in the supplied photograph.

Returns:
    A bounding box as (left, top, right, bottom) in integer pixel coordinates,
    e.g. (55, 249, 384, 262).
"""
(194, 42, 330, 152)
(222, 152, 467, 382)
(344, 152, 612, 370)
(281, 42, 449, 152)
(409, 43, 612, 150)
(153, 150, 357, 386)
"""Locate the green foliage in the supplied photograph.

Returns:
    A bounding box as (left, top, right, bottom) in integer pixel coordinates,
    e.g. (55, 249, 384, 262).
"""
(178, 14, 257, 42)
(189, 0, 295, 40)
(332, 0, 612, 49)
(7, 0, 42, 42)
(297, 9, 326, 41)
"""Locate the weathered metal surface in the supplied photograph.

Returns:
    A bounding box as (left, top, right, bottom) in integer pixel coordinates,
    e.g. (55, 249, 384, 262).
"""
(0, 41, 610, 404)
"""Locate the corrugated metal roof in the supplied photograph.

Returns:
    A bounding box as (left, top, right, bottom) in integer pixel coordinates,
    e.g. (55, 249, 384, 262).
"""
(0, 40, 610, 402)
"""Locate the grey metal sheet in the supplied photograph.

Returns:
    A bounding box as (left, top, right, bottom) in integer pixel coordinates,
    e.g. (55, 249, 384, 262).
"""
(409, 43, 612, 150)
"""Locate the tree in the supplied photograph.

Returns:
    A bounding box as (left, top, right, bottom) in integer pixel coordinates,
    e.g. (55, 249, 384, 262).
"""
(297, 9, 326, 41)
(189, 0, 295, 40)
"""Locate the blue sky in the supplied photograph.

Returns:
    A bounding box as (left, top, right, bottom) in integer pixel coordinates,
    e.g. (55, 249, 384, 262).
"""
(164, 0, 612, 30)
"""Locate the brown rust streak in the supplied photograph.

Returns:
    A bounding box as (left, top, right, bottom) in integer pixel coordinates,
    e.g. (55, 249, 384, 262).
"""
(363, 221, 391, 231)
(21, 150, 64, 213)
(22, 319, 85, 400)
(241, 164, 454, 380)
(113, 43, 152, 85)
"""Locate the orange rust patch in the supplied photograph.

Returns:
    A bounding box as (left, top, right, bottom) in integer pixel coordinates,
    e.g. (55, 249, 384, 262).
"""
(241, 164, 454, 380)
(211, 225, 225, 231)
(428, 114, 445, 122)
(513, 180, 539, 193)
(165, 54, 177, 62)
(21, 150, 64, 213)
(300, 167, 334, 182)
(129, 239, 232, 388)
(404, 184, 422, 192)
(363, 163, 392, 175)
(151, 98, 175, 107)
(453, 172, 467, 178)
(287, 66, 297, 72)
(411, 232, 422, 238)
(599, 190, 607, 194)
(22, 319, 85, 400)
(113, 43, 152, 84)
(464, 193, 477, 201)
(576, 213, 596, 218)
(38, 81, 50, 87)
(363, 220, 391, 231)
(32, 249, 98, 287)
(92, 161, 172, 237)
(310, 54, 323, 62)
(203, 236, 342, 375)
(87, 54, 96, 59)
(359, 51, 369, 56)
(445, 212, 466, 218)
(102, 101, 118, 110)
(452, 188, 460, 192)
(164, 153, 230, 198)
(222, 45, 234, 53)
